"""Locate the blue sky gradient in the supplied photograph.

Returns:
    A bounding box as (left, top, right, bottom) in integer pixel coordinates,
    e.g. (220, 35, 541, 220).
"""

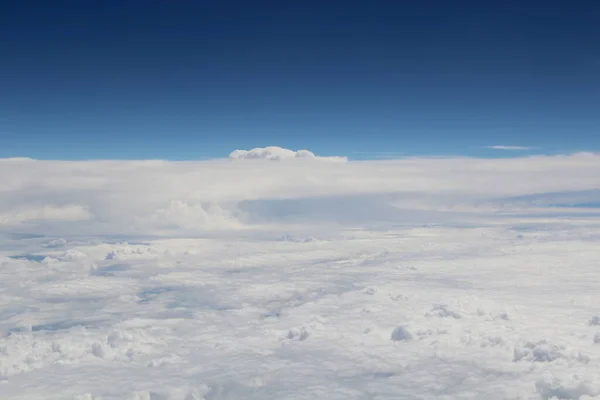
(1, 0, 599, 159)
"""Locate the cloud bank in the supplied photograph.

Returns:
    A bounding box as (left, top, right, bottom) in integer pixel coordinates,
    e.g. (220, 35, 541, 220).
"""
(1, 149, 600, 236)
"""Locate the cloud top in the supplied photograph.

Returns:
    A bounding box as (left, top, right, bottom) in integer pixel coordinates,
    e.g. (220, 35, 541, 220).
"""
(229, 146, 347, 162)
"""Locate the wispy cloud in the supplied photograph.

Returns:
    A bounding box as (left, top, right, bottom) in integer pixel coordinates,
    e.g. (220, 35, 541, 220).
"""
(486, 145, 533, 151)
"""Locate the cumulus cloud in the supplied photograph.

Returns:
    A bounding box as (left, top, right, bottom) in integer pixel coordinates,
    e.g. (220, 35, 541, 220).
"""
(486, 145, 533, 151)
(142, 200, 244, 231)
(0, 150, 599, 235)
(229, 146, 347, 162)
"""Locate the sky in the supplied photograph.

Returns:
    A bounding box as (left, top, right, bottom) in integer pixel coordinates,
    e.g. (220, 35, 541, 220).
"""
(3, 4, 600, 397)
(1, 0, 599, 160)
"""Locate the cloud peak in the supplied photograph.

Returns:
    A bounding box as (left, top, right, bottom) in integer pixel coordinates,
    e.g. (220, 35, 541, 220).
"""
(229, 146, 347, 162)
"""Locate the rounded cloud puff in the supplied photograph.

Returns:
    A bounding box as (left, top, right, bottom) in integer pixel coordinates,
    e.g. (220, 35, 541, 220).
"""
(229, 146, 346, 162)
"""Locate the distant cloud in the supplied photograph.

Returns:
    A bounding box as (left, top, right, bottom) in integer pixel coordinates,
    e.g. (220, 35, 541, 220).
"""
(486, 145, 532, 151)
(1, 151, 600, 236)
(229, 146, 347, 162)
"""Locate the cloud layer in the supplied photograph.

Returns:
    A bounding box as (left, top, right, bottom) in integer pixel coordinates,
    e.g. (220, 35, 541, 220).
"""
(1, 149, 600, 236)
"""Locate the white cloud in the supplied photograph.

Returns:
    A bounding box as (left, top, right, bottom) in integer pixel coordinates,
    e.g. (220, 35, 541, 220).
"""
(229, 146, 347, 162)
(0, 204, 92, 226)
(486, 145, 533, 151)
(0, 150, 599, 235)
(3, 148, 600, 399)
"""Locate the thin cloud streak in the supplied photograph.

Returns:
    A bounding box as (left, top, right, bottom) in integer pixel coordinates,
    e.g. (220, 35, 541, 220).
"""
(486, 145, 533, 151)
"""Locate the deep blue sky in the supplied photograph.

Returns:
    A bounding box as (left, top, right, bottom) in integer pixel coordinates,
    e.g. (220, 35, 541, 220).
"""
(1, 0, 599, 159)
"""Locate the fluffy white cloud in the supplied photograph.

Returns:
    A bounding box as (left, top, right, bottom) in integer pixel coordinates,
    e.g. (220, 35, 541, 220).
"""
(229, 146, 347, 162)
(0, 150, 600, 235)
